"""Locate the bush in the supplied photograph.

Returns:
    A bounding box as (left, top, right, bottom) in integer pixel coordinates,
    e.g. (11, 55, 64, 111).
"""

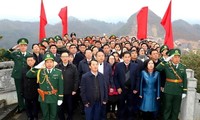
(181, 51, 200, 93)
(0, 48, 10, 62)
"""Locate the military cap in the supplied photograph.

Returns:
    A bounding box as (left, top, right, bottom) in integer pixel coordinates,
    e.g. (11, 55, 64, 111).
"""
(168, 48, 181, 56)
(26, 54, 34, 59)
(43, 52, 55, 61)
(109, 35, 116, 39)
(54, 35, 62, 41)
(41, 38, 48, 43)
(70, 32, 76, 37)
(17, 38, 29, 45)
(160, 45, 169, 53)
(38, 43, 46, 50)
(48, 37, 55, 43)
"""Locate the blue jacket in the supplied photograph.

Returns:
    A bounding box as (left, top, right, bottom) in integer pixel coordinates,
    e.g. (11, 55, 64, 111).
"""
(101, 62, 113, 87)
(78, 59, 90, 82)
(139, 70, 160, 112)
(80, 71, 108, 105)
(114, 62, 140, 91)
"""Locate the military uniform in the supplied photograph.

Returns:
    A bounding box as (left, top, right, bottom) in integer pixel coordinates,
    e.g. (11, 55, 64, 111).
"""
(4, 38, 31, 111)
(156, 49, 187, 120)
(27, 53, 63, 120)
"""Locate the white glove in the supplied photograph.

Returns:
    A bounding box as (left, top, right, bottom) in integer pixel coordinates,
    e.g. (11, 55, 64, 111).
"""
(165, 55, 174, 62)
(57, 100, 63, 106)
(182, 93, 187, 99)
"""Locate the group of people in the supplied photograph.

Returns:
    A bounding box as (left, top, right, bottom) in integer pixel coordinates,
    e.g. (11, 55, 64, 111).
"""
(3, 32, 187, 120)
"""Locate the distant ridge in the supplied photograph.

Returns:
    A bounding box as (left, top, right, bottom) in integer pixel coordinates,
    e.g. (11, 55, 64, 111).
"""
(0, 10, 200, 48)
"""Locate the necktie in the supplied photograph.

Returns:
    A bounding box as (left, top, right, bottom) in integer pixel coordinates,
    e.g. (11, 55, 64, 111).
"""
(48, 70, 51, 74)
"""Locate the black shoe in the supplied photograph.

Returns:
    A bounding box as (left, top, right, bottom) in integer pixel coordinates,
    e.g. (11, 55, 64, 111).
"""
(15, 108, 23, 114)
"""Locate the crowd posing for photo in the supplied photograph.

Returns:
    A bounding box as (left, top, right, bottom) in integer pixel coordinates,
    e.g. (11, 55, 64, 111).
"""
(3, 33, 187, 120)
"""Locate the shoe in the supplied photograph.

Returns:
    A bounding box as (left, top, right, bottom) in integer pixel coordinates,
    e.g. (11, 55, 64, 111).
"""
(15, 108, 23, 114)
(111, 112, 117, 119)
(107, 112, 111, 119)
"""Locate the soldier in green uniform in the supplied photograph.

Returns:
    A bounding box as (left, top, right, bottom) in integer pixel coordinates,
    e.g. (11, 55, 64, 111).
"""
(159, 45, 169, 62)
(156, 48, 187, 120)
(4, 38, 31, 113)
(26, 52, 63, 120)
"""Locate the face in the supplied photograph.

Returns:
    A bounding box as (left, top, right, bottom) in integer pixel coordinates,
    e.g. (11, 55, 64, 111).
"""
(142, 44, 148, 51)
(45, 59, 54, 69)
(69, 46, 77, 54)
(56, 40, 63, 48)
(32, 44, 40, 53)
(27, 57, 36, 67)
(108, 55, 115, 65)
(89, 61, 98, 73)
(162, 49, 168, 56)
(92, 47, 99, 55)
(151, 50, 159, 60)
(103, 45, 110, 54)
(19, 44, 28, 52)
(96, 52, 105, 63)
(139, 49, 145, 55)
(123, 54, 131, 64)
(147, 60, 155, 71)
(79, 45, 86, 53)
(113, 53, 120, 62)
(42, 42, 49, 47)
(115, 45, 121, 51)
(61, 53, 69, 64)
(68, 55, 74, 63)
(85, 50, 92, 59)
(110, 42, 115, 49)
(50, 46, 57, 54)
(171, 55, 180, 64)
(131, 51, 138, 60)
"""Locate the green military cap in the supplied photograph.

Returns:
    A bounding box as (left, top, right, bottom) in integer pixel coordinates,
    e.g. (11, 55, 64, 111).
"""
(48, 37, 55, 43)
(41, 38, 48, 43)
(160, 45, 169, 53)
(54, 35, 62, 42)
(109, 35, 116, 39)
(168, 48, 181, 56)
(17, 38, 29, 45)
(43, 52, 55, 61)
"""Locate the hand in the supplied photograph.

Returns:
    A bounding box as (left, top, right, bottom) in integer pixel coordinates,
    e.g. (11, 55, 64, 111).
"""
(57, 100, 63, 106)
(139, 95, 142, 98)
(72, 91, 76, 95)
(117, 88, 122, 94)
(133, 90, 138, 94)
(102, 101, 106, 104)
(12, 45, 19, 50)
(85, 103, 89, 107)
(161, 87, 164, 92)
(109, 88, 114, 93)
(182, 93, 187, 99)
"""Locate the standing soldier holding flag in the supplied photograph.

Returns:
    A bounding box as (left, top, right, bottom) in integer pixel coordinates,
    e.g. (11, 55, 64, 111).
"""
(27, 52, 63, 120)
(156, 48, 187, 120)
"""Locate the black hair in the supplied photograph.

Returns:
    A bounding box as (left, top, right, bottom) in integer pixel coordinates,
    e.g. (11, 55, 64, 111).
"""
(143, 59, 156, 72)
(149, 48, 158, 55)
(122, 51, 131, 57)
(49, 44, 57, 49)
(32, 43, 39, 49)
(88, 59, 98, 66)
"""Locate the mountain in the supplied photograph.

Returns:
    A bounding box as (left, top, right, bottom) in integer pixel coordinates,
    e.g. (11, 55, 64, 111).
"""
(0, 10, 200, 49)
(115, 10, 165, 37)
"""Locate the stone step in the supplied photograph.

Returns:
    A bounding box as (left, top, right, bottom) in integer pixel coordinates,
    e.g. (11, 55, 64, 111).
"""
(0, 104, 17, 120)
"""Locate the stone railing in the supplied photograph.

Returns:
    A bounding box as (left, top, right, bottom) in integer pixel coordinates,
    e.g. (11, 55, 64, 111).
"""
(0, 62, 199, 119)
(0, 61, 17, 105)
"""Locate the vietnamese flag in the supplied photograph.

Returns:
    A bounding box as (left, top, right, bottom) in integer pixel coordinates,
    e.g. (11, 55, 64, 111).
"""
(137, 6, 148, 40)
(59, 6, 68, 37)
(39, 0, 47, 42)
(161, 0, 174, 49)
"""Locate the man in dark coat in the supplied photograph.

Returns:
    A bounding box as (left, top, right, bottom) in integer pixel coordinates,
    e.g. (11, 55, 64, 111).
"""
(21, 54, 39, 120)
(114, 51, 140, 120)
(56, 51, 79, 120)
(80, 60, 108, 120)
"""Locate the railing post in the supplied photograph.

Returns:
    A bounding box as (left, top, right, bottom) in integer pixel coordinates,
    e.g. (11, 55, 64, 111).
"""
(179, 69, 197, 120)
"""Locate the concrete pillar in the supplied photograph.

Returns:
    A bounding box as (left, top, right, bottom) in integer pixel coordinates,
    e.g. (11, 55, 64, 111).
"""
(179, 69, 197, 120)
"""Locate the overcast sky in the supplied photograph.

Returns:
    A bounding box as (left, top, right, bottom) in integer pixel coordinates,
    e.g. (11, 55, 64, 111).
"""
(0, 0, 199, 24)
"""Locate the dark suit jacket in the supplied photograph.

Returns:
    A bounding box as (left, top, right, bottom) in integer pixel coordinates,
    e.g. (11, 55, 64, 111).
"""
(78, 59, 90, 84)
(73, 52, 85, 67)
(54, 53, 61, 63)
(56, 63, 79, 95)
(80, 71, 108, 105)
(33, 53, 43, 65)
(101, 62, 113, 86)
(114, 62, 140, 91)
